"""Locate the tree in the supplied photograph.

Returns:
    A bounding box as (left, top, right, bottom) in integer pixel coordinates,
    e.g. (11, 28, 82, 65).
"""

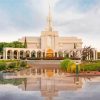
(82, 46, 94, 61)
(24, 37, 27, 48)
(11, 41, 24, 48)
(0, 41, 24, 54)
(60, 59, 75, 72)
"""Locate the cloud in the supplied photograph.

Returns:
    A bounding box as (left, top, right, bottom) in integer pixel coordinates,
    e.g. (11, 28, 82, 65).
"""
(0, 0, 100, 50)
(53, 0, 100, 50)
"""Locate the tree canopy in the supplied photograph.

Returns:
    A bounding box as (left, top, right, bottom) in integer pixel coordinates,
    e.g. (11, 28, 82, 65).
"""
(0, 41, 24, 54)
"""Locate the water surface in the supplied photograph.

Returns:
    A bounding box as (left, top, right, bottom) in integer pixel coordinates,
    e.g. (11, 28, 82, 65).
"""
(0, 75, 100, 100)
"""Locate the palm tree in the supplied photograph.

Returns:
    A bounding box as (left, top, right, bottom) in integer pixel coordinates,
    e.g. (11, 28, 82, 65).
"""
(60, 59, 75, 73)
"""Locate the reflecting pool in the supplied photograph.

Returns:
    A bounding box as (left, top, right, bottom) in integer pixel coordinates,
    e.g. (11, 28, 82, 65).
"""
(0, 73, 100, 100)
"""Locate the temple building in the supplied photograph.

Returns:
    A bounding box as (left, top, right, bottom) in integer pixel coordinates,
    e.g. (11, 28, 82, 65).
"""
(3, 3, 97, 60)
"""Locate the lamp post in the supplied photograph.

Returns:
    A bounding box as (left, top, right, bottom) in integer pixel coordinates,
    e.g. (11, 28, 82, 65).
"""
(75, 62, 79, 85)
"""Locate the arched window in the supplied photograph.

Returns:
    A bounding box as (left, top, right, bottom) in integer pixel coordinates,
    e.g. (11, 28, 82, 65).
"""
(64, 51, 69, 58)
(58, 51, 63, 57)
(14, 50, 18, 59)
(7, 50, 12, 59)
(20, 50, 25, 59)
(26, 50, 30, 58)
(55, 52, 57, 57)
(31, 51, 36, 58)
(37, 51, 41, 58)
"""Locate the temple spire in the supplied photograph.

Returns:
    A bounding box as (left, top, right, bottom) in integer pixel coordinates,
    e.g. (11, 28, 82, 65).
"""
(46, 0, 52, 31)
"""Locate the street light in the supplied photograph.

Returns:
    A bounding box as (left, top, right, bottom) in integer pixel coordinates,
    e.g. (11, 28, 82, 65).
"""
(75, 62, 80, 85)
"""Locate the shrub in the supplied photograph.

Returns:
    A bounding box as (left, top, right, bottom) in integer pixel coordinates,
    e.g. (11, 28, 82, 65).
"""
(80, 61, 100, 71)
(0, 62, 7, 71)
(7, 62, 16, 69)
(60, 59, 75, 72)
(20, 61, 27, 68)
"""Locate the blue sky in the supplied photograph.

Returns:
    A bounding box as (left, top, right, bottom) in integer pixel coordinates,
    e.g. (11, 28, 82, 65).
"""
(0, 0, 100, 50)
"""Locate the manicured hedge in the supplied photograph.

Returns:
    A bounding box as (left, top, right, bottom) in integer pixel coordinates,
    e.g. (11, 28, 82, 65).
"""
(80, 61, 100, 71)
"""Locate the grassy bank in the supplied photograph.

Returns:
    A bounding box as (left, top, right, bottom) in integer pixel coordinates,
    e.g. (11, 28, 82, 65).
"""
(0, 60, 28, 72)
(80, 60, 100, 71)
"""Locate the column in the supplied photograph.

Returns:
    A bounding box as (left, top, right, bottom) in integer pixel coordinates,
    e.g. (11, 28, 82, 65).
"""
(41, 52, 43, 58)
(29, 52, 31, 58)
(11, 51, 14, 60)
(57, 69, 59, 76)
(35, 52, 37, 58)
(17, 51, 19, 60)
(30, 68, 32, 76)
(89, 52, 90, 60)
(41, 69, 43, 75)
(69, 52, 70, 58)
(53, 69, 55, 76)
(45, 69, 46, 77)
(93, 50, 96, 60)
(57, 52, 59, 57)
(3, 50, 6, 59)
(18, 51, 20, 60)
(35, 69, 37, 76)
(54, 52, 55, 57)
(62, 52, 64, 57)
(23, 51, 26, 58)
(95, 51, 97, 60)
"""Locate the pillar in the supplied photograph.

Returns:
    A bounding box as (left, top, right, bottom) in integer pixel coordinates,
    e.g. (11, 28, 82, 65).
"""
(88, 52, 90, 60)
(69, 52, 71, 58)
(30, 68, 32, 76)
(11, 51, 14, 60)
(53, 69, 55, 76)
(93, 50, 96, 60)
(35, 52, 37, 58)
(23, 51, 26, 58)
(45, 69, 46, 77)
(41, 52, 43, 58)
(29, 52, 31, 58)
(57, 69, 59, 76)
(18, 51, 20, 60)
(17, 51, 19, 60)
(3, 50, 6, 59)
(57, 52, 59, 57)
(54, 52, 55, 57)
(35, 69, 37, 76)
(41, 69, 43, 75)
(95, 51, 97, 60)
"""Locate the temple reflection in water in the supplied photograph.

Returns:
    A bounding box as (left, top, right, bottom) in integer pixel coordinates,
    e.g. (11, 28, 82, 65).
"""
(19, 76, 82, 100)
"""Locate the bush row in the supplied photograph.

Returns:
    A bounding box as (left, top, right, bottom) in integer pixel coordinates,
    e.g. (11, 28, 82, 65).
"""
(80, 61, 100, 71)
(0, 61, 27, 72)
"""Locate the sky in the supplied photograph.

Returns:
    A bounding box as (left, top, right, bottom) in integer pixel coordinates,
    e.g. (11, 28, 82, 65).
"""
(0, 0, 100, 50)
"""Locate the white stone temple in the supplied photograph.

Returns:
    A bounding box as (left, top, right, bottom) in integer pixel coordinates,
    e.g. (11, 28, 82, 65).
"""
(3, 2, 97, 60)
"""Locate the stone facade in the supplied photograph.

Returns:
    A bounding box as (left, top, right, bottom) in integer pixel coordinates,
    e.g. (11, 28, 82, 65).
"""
(2, 3, 98, 60)
(18, 31, 82, 51)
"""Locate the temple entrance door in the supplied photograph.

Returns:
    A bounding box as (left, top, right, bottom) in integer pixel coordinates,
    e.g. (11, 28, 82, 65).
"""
(46, 49, 54, 58)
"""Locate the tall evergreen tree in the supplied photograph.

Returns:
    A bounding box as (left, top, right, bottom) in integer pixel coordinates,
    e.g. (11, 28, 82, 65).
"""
(24, 37, 27, 48)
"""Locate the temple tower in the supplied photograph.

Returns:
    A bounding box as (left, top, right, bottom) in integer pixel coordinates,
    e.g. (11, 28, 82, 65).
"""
(41, 0, 59, 52)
